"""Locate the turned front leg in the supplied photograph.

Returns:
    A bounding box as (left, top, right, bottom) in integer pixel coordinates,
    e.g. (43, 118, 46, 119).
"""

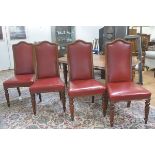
(61, 90, 66, 112)
(4, 87, 10, 107)
(69, 97, 74, 121)
(144, 98, 150, 124)
(31, 93, 36, 115)
(110, 101, 115, 127)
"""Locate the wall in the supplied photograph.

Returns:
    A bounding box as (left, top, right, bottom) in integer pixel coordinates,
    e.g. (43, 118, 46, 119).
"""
(75, 26, 103, 42)
(0, 26, 102, 71)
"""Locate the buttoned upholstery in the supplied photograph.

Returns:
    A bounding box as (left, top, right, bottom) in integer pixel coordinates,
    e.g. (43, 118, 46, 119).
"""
(3, 42, 34, 107)
(67, 40, 107, 121)
(29, 41, 66, 115)
(106, 39, 151, 127)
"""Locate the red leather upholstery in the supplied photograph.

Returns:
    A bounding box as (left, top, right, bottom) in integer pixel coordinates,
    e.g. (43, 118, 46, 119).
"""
(106, 39, 151, 127)
(13, 42, 34, 75)
(68, 40, 93, 80)
(107, 82, 151, 101)
(68, 79, 106, 97)
(67, 40, 106, 120)
(3, 74, 34, 88)
(35, 42, 59, 79)
(30, 77, 65, 94)
(30, 41, 66, 115)
(106, 40, 132, 83)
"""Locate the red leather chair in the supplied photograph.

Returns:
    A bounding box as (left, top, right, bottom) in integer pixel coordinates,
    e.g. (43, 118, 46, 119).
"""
(29, 41, 66, 115)
(3, 41, 34, 107)
(105, 39, 151, 127)
(67, 40, 107, 121)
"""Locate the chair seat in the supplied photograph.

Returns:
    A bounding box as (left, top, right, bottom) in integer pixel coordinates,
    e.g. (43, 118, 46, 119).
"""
(30, 77, 65, 94)
(68, 79, 106, 97)
(107, 82, 151, 101)
(3, 74, 34, 88)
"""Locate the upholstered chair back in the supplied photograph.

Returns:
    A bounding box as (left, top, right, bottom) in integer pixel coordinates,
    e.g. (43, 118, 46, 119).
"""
(34, 41, 59, 79)
(68, 40, 93, 81)
(13, 41, 34, 75)
(106, 39, 132, 83)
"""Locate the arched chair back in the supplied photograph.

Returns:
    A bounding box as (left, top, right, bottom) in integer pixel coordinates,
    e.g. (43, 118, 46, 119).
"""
(67, 40, 93, 81)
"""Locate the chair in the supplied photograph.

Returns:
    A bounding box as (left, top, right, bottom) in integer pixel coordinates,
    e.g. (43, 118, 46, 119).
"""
(3, 41, 34, 107)
(67, 40, 107, 121)
(105, 39, 151, 127)
(29, 41, 66, 115)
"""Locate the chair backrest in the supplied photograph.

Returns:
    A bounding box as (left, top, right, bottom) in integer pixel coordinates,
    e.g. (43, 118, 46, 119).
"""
(67, 40, 93, 81)
(34, 41, 59, 79)
(13, 41, 34, 75)
(105, 39, 132, 83)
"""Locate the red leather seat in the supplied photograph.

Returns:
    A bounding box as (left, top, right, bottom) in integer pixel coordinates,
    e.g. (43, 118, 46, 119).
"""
(30, 77, 65, 94)
(29, 41, 66, 115)
(105, 39, 151, 127)
(67, 40, 107, 121)
(68, 79, 106, 97)
(3, 42, 34, 107)
(3, 74, 34, 88)
(107, 82, 151, 101)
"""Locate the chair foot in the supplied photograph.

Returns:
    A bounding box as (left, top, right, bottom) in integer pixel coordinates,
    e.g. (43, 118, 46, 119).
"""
(38, 93, 42, 102)
(110, 101, 115, 127)
(144, 98, 150, 124)
(61, 91, 66, 112)
(71, 116, 74, 121)
(17, 87, 21, 97)
(92, 96, 94, 103)
(127, 101, 131, 108)
(31, 93, 36, 115)
(69, 97, 74, 121)
(59, 92, 62, 101)
(4, 88, 10, 107)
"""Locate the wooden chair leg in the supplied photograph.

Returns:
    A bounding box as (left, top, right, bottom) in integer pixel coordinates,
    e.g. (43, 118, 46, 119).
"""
(102, 92, 108, 117)
(110, 101, 115, 127)
(59, 92, 62, 101)
(92, 96, 95, 103)
(4, 87, 10, 107)
(144, 98, 150, 124)
(61, 91, 66, 112)
(38, 93, 42, 102)
(17, 87, 21, 96)
(31, 93, 36, 115)
(127, 101, 131, 108)
(69, 97, 74, 121)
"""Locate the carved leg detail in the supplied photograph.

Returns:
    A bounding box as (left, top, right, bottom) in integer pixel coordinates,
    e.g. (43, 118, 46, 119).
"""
(59, 92, 62, 101)
(4, 88, 10, 107)
(39, 93, 42, 102)
(61, 91, 66, 112)
(92, 96, 94, 103)
(69, 97, 74, 121)
(102, 92, 108, 117)
(31, 93, 36, 115)
(110, 101, 115, 127)
(127, 101, 131, 108)
(144, 98, 150, 124)
(17, 87, 21, 96)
